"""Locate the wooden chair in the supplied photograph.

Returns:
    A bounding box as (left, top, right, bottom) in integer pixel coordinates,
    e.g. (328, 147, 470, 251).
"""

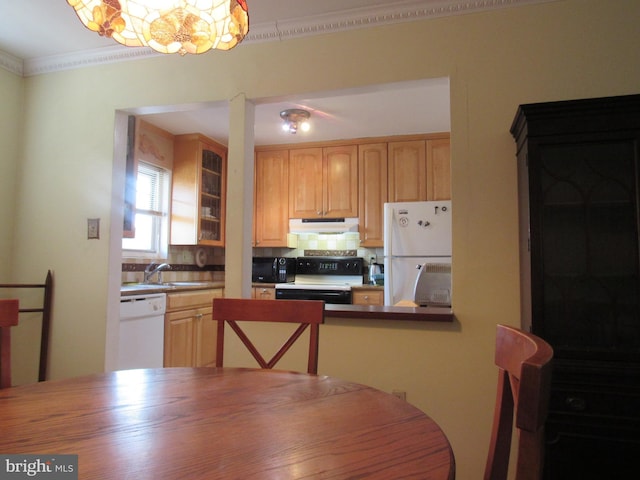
(0, 299, 20, 388)
(484, 324, 554, 480)
(214, 298, 324, 374)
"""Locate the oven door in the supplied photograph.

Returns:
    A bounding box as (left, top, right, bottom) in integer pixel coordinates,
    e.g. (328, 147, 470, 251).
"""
(275, 288, 352, 304)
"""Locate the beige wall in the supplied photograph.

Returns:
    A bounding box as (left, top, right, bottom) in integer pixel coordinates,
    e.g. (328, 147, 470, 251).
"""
(3, 1, 640, 478)
(0, 67, 22, 280)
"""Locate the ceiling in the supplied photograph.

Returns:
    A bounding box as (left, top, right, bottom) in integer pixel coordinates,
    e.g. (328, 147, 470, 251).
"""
(0, 1, 544, 146)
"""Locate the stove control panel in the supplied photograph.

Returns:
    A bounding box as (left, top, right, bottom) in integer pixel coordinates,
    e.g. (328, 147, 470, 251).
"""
(296, 257, 363, 276)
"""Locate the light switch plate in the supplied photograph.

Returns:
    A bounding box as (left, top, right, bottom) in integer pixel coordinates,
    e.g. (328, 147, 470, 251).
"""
(87, 218, 100, 239)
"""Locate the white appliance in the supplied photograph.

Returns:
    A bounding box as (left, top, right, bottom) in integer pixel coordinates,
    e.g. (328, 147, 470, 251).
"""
(119, 293, 166, 369)
(383, 201, 452, 306)
(275, 257, 364, 304)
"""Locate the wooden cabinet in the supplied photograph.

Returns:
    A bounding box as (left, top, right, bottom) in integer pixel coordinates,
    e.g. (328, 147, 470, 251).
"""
(252, 134, 449, 250)
(289, 145, 358, 218)
(388, 136, 450, 203)
(254, 150, 289, 247)
(352, 288, 384, 306)
(388, 140, 426, 202)
(164, 289, 223, 367)
(252, 286, 275, 300)
(512, 95, 640, 479)
(171, 134, 226, 246)
(426, 138, 451, 201)
(358, 143, 387, 247)
(361, 135, 449, 246)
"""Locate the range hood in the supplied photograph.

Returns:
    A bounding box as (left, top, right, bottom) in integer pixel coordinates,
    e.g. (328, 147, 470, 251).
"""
(289, 218, 359, 234)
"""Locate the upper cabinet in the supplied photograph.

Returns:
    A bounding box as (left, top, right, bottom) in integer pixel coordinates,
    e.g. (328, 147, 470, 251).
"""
(388, 135, 451, 203)
(358, 143, 388, 246)
(254, 149, 290, 247)
(323, 145, 359, 217)
(253, 134, 450, 249)
(289, 145, 358, 218)
(426, 137, 451, 201)
(388, 140, 426, 202)
(171, 134, 227, 246)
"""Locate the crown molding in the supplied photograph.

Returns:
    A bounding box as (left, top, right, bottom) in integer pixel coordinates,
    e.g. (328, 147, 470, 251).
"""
(0, 50, 23, 76)
(1, 0, 553, 77)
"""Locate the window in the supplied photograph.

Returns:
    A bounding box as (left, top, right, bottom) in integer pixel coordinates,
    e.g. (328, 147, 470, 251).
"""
(122, 161, 170, 258)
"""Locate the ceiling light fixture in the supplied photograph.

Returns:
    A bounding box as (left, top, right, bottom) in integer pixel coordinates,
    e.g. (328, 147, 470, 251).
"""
(66, 0, 249, 56)
(280, 109, 311, 134)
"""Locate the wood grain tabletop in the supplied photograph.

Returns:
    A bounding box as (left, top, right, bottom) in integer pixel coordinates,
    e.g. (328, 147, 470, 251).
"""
(0, 368, 455, 479)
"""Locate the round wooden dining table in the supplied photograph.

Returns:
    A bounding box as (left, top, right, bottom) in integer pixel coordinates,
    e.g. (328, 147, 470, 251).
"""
(0, 368, 455, 479)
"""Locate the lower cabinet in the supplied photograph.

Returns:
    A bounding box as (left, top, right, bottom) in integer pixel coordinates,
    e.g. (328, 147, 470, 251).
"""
(352, 288, 384, 306)
(252, 286, 275, 300)
(164, 289, 223, 367)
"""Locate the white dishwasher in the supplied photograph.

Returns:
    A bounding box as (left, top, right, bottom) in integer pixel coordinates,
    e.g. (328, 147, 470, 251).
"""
(119, 293, 166, 370)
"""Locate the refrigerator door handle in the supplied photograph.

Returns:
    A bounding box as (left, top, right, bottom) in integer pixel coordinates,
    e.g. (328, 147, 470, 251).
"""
(383, 204, 393, 305)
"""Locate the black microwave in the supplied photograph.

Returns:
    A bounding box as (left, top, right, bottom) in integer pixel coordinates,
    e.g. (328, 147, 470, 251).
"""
(252, 257, 296, 283)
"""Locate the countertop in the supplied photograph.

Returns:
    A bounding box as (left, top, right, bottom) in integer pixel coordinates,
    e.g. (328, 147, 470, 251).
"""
(120, 282, 452, 322)
(120, 281, 225, 296)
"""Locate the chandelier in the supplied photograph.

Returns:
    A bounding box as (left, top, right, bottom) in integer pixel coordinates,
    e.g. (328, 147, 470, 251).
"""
(280, 109, 311, 134)
(66, 0, 249, 56)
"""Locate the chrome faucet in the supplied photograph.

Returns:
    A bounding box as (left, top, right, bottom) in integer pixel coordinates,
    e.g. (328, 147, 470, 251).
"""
(144, 263, 171, 284)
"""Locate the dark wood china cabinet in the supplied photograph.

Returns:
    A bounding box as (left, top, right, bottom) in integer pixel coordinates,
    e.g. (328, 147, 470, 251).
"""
(511, 94, 640, 479)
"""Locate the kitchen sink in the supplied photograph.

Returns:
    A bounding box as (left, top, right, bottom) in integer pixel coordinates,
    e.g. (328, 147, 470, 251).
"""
(121, 281, 213, 292)
(120, 283, 170, 291)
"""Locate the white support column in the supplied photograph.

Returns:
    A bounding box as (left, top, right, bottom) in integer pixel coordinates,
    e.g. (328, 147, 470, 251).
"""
(225, 93, 255, 298)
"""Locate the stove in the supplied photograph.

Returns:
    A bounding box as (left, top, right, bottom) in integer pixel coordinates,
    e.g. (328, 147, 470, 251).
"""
(275, 257, 364, 304)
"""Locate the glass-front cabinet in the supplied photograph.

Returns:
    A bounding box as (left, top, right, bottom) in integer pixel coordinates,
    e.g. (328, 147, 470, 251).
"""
(171, 134, 226, 246)
(512, 95, 640, 480)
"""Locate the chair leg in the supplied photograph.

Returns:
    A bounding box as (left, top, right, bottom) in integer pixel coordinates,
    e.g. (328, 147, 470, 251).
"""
(484, 370, 514, 480)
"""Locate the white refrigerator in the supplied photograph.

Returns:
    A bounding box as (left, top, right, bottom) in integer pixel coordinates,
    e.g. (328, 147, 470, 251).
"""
(383, 201, 452, 306)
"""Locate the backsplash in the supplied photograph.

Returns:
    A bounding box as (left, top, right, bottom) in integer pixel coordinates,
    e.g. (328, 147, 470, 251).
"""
(254, 231, 383, 268)
(122, 235, 384, 284)
(121, 245, 225, 284)
(293, 232, 360, 251)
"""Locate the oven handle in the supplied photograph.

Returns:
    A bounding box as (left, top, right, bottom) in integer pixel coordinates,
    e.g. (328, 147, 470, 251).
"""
(275, 289, 351, 303)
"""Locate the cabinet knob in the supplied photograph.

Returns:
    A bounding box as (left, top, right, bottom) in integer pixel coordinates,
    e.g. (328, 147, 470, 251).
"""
(565, 396, 587, 412)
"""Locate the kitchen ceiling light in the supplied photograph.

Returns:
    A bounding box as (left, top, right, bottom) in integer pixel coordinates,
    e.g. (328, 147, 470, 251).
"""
(280, 109, 311, 134)
(66, 0, 249, 56)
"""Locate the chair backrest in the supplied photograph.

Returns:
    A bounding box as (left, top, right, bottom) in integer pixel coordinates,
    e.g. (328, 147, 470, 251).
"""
(0, 299, 20, 388)
(484, 324, 554, 480)
(214, 298, 324, 374)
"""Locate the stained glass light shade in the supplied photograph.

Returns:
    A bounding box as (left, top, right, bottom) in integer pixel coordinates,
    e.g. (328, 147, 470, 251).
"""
(67, 0, 249, 55)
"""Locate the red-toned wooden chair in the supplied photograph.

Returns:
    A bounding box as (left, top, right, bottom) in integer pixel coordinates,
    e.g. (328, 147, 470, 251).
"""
(213, 298, 324, 374)
(484, 324, 554, 480)
(0, 299, 20, 388)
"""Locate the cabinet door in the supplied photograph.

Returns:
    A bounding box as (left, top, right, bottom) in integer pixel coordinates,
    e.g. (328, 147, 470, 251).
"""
(426, 138, 451, 200)
(323, 145, 358, 217)
(358, 143, 387, 246)
(195, 308, 217, 367)
(388, 140, 427, 202)
(289, 148, 323, 218)
(253, 286, 275, 300)
(164, 310, 196, 367)
(352, 289, 384, 306)
(255, 150, 289, 246)
(199, 145, 226, 245)
(529, 139, 640, 356)
(171, 134, 226, 246)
